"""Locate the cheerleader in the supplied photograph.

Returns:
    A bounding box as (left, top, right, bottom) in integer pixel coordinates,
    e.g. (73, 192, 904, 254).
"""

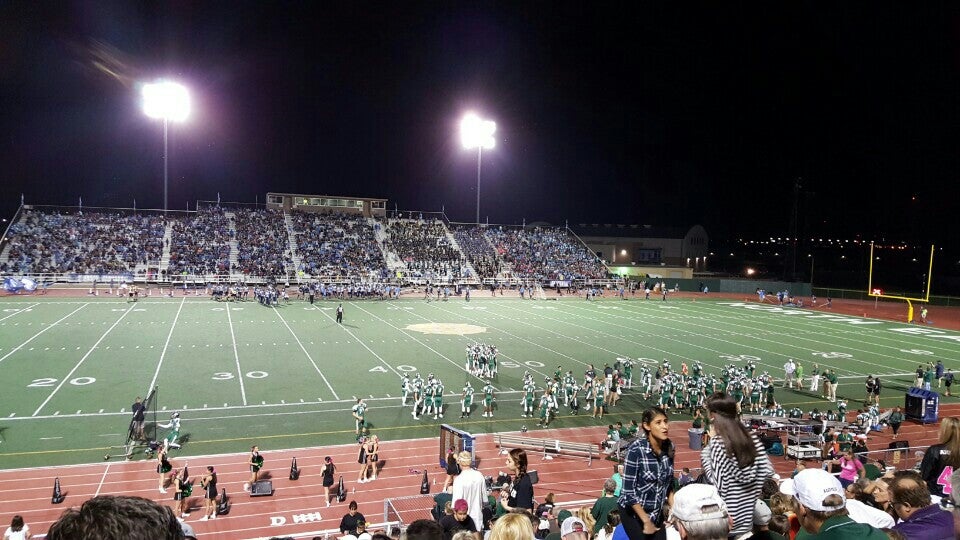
(172, 469, 191, 518)
(246, 446, 264, 491)
(157, 446, 172, 493)
(199, 466, 218, 521)
(321, 456, 337, 507)
(356, 439, 369, 484)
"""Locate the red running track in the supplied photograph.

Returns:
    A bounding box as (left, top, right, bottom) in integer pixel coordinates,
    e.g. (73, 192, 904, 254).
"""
(3, 405, 957, 539)
(0, 427, 617, 539)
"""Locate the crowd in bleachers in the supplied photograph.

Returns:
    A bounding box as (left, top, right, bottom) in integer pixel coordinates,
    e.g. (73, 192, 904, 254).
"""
(167, 207, 232, 275)
(1, 210, 165, 274)
(386, 220, 465, 281)
(290, 211, 388, 279)
(485, 226, 606, 280)
(232, 208, 291, 277)
(2, 207, 614, 286)
(451, 225, 501, 279)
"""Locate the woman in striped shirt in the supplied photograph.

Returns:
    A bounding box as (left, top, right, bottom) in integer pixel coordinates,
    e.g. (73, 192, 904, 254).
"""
(702, 392, 775, 538)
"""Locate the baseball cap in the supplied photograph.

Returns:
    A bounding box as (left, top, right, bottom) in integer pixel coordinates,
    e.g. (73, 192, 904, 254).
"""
(753, 500, 773, 526)
(454, 499, 469, 512)
(561, 517, 586, 537)
(178, 519, 197, 539)
(556, 509, 573, 524)
(779, 468, 846, 511)
(670, 484, 728, 522)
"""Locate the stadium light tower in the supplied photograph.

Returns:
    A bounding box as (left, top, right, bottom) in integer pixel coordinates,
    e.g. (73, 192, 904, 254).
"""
(142, 80, 190, 213)
(460, 113, 496, 224)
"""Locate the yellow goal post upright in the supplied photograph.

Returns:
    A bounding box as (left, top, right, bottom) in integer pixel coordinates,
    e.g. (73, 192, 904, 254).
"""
(866, 242, 934, 323)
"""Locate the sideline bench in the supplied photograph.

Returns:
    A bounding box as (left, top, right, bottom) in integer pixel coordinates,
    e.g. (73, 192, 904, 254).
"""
(495, 433, 596, 466)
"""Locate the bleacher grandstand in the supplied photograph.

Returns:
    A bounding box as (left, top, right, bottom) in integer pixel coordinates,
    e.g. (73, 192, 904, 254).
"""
(0, 201, 614, 287)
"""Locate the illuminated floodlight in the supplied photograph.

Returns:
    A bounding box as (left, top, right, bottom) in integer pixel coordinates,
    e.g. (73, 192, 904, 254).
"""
(460, 113, 496, 150)
(142, 81, 191, 122)
(746, 268, 756, 276)
(142, 80, 191, 212)
(460, 112, 496, 223)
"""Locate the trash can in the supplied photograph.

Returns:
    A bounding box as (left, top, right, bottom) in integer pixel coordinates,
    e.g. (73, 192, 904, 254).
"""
(688, 428, 704, 450)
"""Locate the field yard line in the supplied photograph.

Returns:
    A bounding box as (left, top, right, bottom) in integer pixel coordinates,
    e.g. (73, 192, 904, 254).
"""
(317, 306, 402, 377)
(0, 302, 39, 322)
(271, 306, 340, 400)
(147, 297, 186, 393)
(0, 304, 88, 365)
(692, 301, 960, 357)
(629, 302, 908, 374)
(555, 302, 871, 377)
(32, 304, 136, 416)
(94, 463, 110, 496)
(2, 389, 528, 422)
(352, 303, 504, 380)
(225, 304, 248, 406)
(426, 302, 593, 367)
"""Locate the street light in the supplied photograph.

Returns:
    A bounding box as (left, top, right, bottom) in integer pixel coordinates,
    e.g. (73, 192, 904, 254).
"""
(460, 113, 496, 224)
(142, 80, 190, 213)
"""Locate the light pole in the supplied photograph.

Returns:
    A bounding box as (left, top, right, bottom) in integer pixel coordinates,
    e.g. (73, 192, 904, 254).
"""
(460, 113, 496, 224)
(142, 80, 190, 213)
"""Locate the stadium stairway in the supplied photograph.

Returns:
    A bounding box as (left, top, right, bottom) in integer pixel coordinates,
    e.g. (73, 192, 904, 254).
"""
(225, 211, 239, 273)
(379, 218, 407, 274)
(158, 220, 173, 274)
(443, 227, 480, 281)
(283, 212, 303, 278)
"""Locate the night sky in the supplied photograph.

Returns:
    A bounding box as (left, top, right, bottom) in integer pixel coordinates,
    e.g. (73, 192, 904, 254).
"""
(2, 2, 959, 247)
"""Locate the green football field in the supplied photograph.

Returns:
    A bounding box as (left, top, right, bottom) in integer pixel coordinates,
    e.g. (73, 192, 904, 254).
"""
(0, 294, 958, 469)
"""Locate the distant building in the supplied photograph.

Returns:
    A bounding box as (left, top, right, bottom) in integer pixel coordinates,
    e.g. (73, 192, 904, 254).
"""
(573, 224, 709, 278)
(266, 192, 387, 218)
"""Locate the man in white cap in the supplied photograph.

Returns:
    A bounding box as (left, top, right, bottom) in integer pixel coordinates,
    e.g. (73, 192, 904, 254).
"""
(451, 451, 485, 534)
(560, 516, 589, 540)
(669, 483, 730, 540)
(779, 468, 887, 540)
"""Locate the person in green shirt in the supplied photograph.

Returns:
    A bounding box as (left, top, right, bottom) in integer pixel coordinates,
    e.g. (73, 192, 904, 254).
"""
(780, 468, 887, 540)
(795, 363, 805, 389)
(590, 479, 619, 534)
(923, 366, 935, 391)
(826, 370, 839, 402)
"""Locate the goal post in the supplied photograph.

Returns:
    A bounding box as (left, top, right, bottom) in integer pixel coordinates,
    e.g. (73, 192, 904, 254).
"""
(867, 242, 934, 323)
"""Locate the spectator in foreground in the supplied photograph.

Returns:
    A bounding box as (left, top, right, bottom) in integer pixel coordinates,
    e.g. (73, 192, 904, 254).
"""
(488, 512, 535, 540)
(46, 495, 184, 540)
(404, 519, 444, 540)
(779, 468, 887, 540)
(919, 417, 960, 498)
(559, 517, 588, 540)
(439, 499, 480, 540)
(751, 500, 784, 540)
(595, 510, 620, 540)
(618, 407, 673, 540)
(949, 469, 960, 539)
(500, 448, 534, 515)
(591, 479, 619, 535)
(888, 470, 954, 540)
(668, 483, 730, 540)
(339, 500, 366, 536)
(451, 451, 486, 534)
(3, 515, 31, 540)
(843, 479, 894, 529)
(702, 393, 774, 537)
